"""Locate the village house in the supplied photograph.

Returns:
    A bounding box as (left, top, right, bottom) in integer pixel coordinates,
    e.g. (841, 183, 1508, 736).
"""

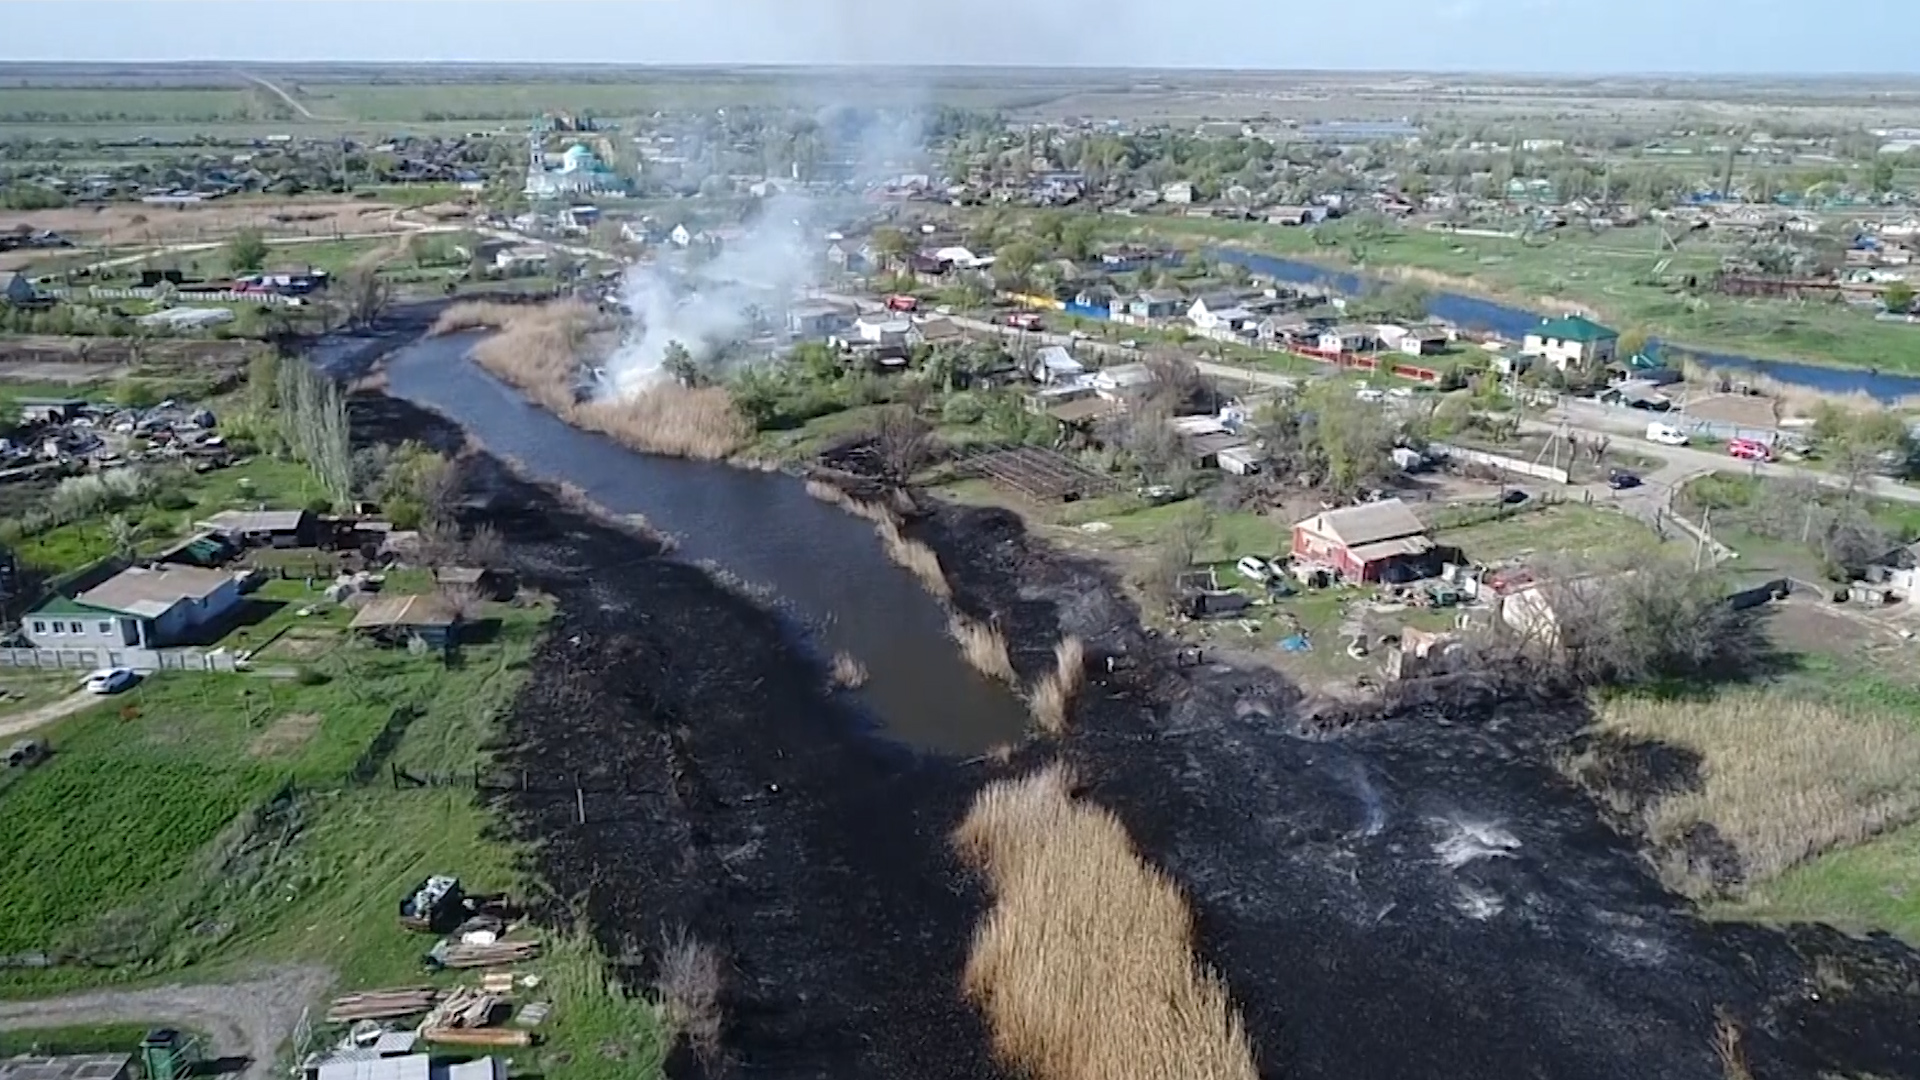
(1377, 323, 1452, 356)
(1188, 293, 1255, 334)
(909, 316, 964, 347)
(24, 565, 244, 651)
(787, 300, 855, 339)
(1125, 289, 1186, 322)
(1318, 324, 1377, 354)
(1163, 182, 1195, 205)
(1029, 345, 1087, 385)
(853, 313, 912, 348)
(1092, 362, 1158, 401)
(1291, 499, 1435, 584)
(1521, 314, 1619, 371)
(350, 593, 460, 650)
(198, 509, 316, 549)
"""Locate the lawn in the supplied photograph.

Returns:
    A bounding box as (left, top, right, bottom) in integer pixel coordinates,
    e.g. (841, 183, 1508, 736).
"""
(0, 594, 550, 989)
(1430, 500, 1667, 564)
(1676, 471, 1920, 584)
(1713, 824, 1920, 944)
(0, 1023, 211, 1058)
(10, 453, 330, 575)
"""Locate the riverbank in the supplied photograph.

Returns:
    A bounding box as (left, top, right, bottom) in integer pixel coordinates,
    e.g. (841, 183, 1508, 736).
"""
(1099, 214, 1920, 385)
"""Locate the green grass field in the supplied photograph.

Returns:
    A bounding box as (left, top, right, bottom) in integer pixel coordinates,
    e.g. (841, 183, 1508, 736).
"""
(1431, 501, 1668, 563)
(0, 88, 259, 124)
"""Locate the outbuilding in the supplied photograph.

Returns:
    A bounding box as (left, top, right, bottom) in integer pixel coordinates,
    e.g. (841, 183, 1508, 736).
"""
(1291, 499, 1435, 583)
(199, 509, 316, 548)
(350, 593, 460, 650)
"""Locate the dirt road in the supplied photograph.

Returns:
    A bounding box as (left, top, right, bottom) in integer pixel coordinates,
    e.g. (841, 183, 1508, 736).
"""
(0, 690, 96, 742)
(238, 72, 317, 121)
(0, 966, 331, 1080)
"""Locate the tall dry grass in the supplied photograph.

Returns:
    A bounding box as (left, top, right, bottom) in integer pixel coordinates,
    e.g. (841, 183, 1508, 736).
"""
(878, 515, 953, 600)
(448, 299, 751, 461)
(950, 615, 1016, 684)
(1028, 636, 1087, 735)
(953, 765, 1257, 1080)
(1585, 692, 1920, 896)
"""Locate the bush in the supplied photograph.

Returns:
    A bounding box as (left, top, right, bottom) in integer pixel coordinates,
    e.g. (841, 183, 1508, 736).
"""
(152, 488, 193, 512)
(293, 666, 331, 687)
(942, 393, 986, 425)
(304, 496, 333, 515)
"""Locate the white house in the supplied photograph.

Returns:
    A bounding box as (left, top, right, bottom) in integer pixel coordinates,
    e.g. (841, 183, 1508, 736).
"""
(1030, 346, 1086, 385)
(1520, 315, 1619, 371)
(1163, 182, 1195, 205)
(1188, 293, 1254, 333)
(853, 314, 911, 348)
(669, 224, 693, 247)
(1318, 325, 1376, 354)
(25, 565, 244, 651)
(1092, 362, 1158, 400)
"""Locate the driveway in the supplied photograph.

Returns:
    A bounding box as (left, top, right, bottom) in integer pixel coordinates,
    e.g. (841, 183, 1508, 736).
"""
(0, 690, 97, 742)
(0, 967, 332, 1080)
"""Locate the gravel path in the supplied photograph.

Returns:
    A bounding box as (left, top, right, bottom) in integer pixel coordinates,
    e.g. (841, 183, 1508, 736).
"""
(0, 691, 98, 742)
(0, 966, 333, 1080)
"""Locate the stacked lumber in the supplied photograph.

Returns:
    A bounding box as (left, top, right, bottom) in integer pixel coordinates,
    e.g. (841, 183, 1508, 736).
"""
(422, 986, 500, 1030)
(419, 1028, 534, 1048)
(480, 973, 516, 995)
(327, 987, 440, 1023)
(438, 939, 542, 969)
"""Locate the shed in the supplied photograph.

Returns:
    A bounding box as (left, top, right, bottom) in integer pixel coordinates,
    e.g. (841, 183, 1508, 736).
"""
(199, 509, 316, 548)
(1291, 499, 1435, 583)
(16, 397, 89, 424)
(433, 566, 514, 600)
(350, 593, 460, 648)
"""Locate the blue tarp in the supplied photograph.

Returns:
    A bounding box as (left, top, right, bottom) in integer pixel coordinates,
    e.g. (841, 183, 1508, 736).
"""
(1279, 634, 1312, 653)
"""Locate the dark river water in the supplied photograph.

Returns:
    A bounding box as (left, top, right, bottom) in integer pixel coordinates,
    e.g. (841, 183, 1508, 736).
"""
(1210, 248, 1920, 401)
(381, 332, 1031, 756)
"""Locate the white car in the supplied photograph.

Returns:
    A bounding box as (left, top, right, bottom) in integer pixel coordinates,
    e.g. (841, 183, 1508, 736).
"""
(1236, 556, 1276, 584)
(1070, 330, 1091, 341)
(1645, 422, 1690, 447)
(81, 668, 136, 695)
(1355, 388, 1386, 403)
(1119, 338, 1139, 349)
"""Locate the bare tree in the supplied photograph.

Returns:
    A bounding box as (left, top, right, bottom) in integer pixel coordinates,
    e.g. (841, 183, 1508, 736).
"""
(1503, 554, 1755, 688)
(438, 584, 487, 622)
(337, 265, 392, 329)
(463, 522, 507, 568)
(873, 405, 935, 482)
(1135, 507, 1213, 612)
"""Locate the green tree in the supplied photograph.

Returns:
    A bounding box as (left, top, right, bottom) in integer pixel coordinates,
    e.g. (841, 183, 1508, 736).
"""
(226, 227, 269, 274)
(662, 340, 702, 387)
(870, 227, 912, 264)
(995, 241, 1041, 287)
(1885, 280, 1915, 314)
(1617, 326, 1652, 362)
(1870, 157, 1897, 195)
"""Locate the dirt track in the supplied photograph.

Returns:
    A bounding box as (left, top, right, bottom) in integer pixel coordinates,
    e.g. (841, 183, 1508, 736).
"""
(0, 966, 331, 1080)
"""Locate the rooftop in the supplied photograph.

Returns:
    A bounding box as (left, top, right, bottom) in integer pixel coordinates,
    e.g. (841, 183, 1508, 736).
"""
(1297, 498, 1428, 548)
(0, 1055, 132, 1080)
(75, 565, 235, 619)
(200, 509, 309, 534)
(351, 593, 459, 630)
(1533, 314, 1619, 343)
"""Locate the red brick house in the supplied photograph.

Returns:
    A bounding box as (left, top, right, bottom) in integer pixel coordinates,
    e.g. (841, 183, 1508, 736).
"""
(1291, 499, 1435, 583)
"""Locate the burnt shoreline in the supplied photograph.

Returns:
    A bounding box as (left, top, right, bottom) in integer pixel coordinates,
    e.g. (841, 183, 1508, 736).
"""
(350, 373, 1920, 1080)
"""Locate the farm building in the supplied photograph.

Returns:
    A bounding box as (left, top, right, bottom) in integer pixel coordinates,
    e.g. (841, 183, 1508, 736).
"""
(199, 509, 316, 548)
(350, 594, 460, 649)
(1291, 499, 1435, 583)
(24, 565, 244, 650)
(433, 566, 514, 600)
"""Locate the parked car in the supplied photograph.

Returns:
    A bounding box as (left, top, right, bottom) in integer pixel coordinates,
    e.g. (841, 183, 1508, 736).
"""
(1069, 329, 1091, 341)
(1119, 338, 1139, 349)
(1728, 437, 1772, 462)
(1607, 470, 1642, 490)
(1236, 556, 1276, 584)
(1645, 422, 1689, 446)
(81, 668, 136, 695)
(1500, 488, 1530, 505)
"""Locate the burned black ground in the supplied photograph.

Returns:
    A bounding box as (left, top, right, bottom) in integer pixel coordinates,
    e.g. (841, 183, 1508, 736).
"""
(350, 392, 1006, 1080)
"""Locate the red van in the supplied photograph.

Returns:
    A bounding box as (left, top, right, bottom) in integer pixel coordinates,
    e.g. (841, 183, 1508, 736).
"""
(1728, 437, 1772, 462)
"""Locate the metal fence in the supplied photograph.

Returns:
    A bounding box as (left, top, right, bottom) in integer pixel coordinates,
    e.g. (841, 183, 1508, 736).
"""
(0, 646, 236, 673)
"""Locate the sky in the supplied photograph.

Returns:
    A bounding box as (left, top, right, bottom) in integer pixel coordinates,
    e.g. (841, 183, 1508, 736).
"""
(0, 0, 1913, 76)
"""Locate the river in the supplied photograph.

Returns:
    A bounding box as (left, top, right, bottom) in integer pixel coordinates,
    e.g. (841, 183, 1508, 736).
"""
(379, 331, 1031, 756)
(1209, 248, 1920, 401)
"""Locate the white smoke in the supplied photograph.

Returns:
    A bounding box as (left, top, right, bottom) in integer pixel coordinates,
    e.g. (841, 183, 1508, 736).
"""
(603, 192, 818, 396)
(600, 102, 931, 399)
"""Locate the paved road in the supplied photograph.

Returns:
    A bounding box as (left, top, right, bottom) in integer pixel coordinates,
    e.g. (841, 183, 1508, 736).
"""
(238, 72, 316, 120)
(0, 966, 332, 1080)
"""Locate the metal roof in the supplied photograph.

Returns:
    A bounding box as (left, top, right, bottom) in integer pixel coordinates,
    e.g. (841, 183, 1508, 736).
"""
(316, 1053, 431, 1080)
(351, 594, 459, 630)
(0, 1055, 132, 1080)
(1532, 315, 1618, 343)
(77, 566, 235, 619)
(200, 509, 309, 534)
(1296, 499, 1427, 549)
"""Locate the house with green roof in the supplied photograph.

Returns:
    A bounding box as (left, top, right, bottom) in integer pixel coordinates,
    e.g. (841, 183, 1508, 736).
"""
(24, 565, 242, 654)
(1521, 314, 1619, 371)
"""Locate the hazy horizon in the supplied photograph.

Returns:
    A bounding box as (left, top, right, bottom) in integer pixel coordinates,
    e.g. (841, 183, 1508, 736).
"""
(0, 0, 1913, 77)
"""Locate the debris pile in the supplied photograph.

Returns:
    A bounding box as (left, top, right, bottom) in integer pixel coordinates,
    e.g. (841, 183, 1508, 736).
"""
(326, 987, 441, 1024)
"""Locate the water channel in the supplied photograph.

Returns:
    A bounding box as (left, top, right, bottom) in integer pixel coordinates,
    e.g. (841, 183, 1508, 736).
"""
(379, 331, 1031, 756)
(1209, 248, 1920, 401)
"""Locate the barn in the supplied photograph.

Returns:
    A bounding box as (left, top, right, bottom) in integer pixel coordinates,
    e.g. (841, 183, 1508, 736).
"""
(1290, 499, 1435, 583)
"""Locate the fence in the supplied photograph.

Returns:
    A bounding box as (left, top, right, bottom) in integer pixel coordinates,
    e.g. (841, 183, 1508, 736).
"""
(0, 646, 236, 673)
(71, 287, 301, 306)
(1430, 442, 1572, 485)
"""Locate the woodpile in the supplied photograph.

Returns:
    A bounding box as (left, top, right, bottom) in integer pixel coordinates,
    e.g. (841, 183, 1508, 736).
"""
(436, 939, 542, 969)
(422, 986, 501, 1030)
(419, 1028, 534, 1048)
(326, 988, 440, 1023)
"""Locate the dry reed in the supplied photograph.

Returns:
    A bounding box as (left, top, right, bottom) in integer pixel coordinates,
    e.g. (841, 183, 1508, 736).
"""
(950, 615, 1016, 684)
(878, 516, 952, 600)
(953, 765, 1257, 1080)
(451, 299, 752, 461)
(654, 926, 724, 1061)
(1028, 636, 1087, 735)
(1583, 692, 1920, 896)
(828, 650, 869, 690)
